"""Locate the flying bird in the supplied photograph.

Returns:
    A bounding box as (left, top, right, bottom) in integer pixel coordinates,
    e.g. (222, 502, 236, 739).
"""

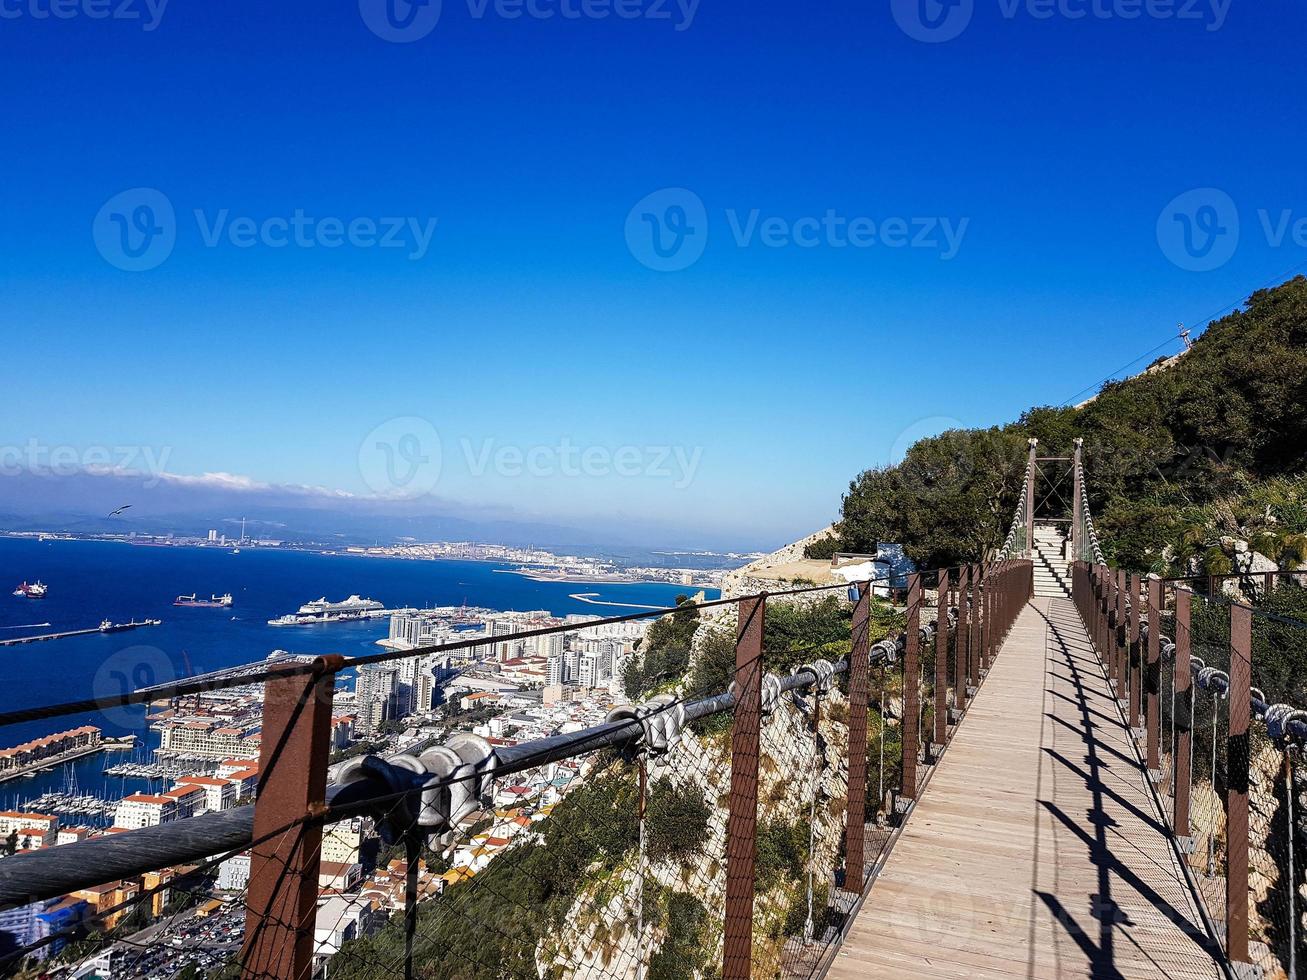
(106, 504, 132, 518)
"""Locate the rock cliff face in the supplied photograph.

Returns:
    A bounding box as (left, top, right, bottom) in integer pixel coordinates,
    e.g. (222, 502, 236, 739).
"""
(722, 526, 840, 599)
(540, 602, 851, 978)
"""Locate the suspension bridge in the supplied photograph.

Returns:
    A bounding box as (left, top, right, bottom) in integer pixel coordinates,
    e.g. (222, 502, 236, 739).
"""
(0, 438, 1302, 979)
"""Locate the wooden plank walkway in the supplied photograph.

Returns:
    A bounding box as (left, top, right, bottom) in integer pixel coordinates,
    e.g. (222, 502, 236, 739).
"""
(828, 597, 1225, 980)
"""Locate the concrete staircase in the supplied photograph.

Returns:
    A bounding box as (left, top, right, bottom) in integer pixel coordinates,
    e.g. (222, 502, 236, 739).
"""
(1031, 524, 1073, 599)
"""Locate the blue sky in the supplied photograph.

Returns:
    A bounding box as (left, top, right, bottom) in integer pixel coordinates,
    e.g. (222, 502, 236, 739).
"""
(2, 0, 1304, 549)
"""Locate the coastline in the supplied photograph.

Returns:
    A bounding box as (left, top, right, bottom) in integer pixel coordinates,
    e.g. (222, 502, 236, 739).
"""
(0, 743, 107, 786)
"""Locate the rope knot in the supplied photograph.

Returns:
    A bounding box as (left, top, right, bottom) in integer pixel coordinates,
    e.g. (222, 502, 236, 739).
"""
(1197, 666, 1230, 699)
(1265, 704, 1307, 747)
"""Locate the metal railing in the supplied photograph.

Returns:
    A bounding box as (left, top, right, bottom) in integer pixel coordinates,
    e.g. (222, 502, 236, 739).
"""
(1072, 563, 1307, 980)
(0, 563, 1035, 979)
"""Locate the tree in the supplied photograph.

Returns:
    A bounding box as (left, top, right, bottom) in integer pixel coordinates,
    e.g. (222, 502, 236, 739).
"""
(838, 427, 1027, 568)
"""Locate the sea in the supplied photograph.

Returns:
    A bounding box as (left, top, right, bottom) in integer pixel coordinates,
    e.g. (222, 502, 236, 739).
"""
(0, 536, 716, 817)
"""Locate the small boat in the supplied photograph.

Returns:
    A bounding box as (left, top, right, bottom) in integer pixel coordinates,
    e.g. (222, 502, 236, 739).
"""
(12, 581, 47, 598)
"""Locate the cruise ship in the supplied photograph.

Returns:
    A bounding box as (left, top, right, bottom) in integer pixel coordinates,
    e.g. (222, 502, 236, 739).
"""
(297, 595, 382, 615)
(268, 595, 387, 626)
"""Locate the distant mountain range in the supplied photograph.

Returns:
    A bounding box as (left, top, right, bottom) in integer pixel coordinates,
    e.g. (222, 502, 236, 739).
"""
(0, 467, 763, 558)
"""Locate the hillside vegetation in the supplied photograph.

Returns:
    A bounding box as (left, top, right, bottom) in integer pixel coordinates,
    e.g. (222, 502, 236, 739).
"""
(835, 276, 1307, 575)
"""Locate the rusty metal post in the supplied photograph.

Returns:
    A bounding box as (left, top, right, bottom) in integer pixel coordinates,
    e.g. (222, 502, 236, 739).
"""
(967, 565, 980, 691)
(842, 583, 871, 894)
(1025, 438, 1038, 556)
(987, 563, 998, 665)
(724, 595, 766, 980)
(1103, 565, 1113, 671)
(954, 566, 970, 715)
(242, 655, 342, 980)
(1114, 569, 1127, 698)
(899, 574, 922, 813)
(1099, 565, 1110, 668)
(1174, 588, 1193, 850)
(1227, 603, 1253, 972)
(1129, 572, 1143, 737)
(934, 569, 949, 752)
(977, 564, 990, 674)
(1145, 576, 1162, 780)
(1071, 437, 1083, 560)
(1090, 565, 1101, 658)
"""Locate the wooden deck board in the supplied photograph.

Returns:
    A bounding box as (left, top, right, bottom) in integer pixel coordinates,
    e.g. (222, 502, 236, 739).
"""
(827, 597, 1223, 980)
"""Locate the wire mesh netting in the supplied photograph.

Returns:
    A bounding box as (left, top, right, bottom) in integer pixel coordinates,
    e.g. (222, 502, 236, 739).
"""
(1119, 578, 1307, 980)
(0, 566, 1041, 980)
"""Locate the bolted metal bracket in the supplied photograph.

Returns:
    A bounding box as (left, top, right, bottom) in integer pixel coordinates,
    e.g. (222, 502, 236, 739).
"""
(1131, 727, 1146, 741)
(948, 708, 964, 724)
(1230, 962, 1263, 980)
(966, 685, 978, 697)
(1175, 836, 1196, 855)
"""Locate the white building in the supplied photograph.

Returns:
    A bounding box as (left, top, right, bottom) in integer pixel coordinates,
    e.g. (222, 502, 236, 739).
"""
(321, 818, 367, 865)
(313, 895, 379, 971)
(173, 775, 237, 813)
(217, 852, 251, 891)
(0, 811, 58, 849)
(578, 653, 599, 689)
(354, 664, 399, 734)
(113, 794, 178, 829)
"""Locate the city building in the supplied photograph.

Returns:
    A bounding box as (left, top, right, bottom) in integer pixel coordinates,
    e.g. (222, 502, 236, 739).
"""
(0, 726, 101, 779)
(218, 852, 251, 891)
(173, 775, 237, 813)
(321, 818, 367, 866)
(157, 718, 259, 761)
(577, 653, 596, 689)
(68, 880, 139, 931)
(0, 811, 58, 849)
(113, 793, 179, 829)
(0, 897, 88, 962)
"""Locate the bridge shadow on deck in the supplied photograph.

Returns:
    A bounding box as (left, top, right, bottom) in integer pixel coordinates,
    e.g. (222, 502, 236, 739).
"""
(828, 597, 1223, 980)
(1030, 601, 1222, 979)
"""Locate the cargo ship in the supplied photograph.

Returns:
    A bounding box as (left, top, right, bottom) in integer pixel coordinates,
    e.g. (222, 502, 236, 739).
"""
(174, 593, 234, 608)
(99, 618, 161, 633)
(12, 581, 47, 598)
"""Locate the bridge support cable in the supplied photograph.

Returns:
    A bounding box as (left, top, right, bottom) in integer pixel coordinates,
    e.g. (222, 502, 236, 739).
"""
(1073, 558, 1307, 980)
(0, 489, 1055, 978)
